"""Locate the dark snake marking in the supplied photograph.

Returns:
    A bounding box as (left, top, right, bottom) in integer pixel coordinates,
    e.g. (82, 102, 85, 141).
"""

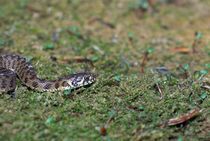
(0, 54, 96, 93)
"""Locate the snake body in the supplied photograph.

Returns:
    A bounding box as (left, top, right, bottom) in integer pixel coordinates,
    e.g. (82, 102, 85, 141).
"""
(0, 54, 95, 93)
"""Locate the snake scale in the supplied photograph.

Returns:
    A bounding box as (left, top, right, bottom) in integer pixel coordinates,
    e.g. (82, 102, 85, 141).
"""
(0, 54, 95, 94)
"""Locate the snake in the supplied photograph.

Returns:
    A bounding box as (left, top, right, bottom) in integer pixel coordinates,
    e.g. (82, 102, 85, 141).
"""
(0, 54, 96, 94)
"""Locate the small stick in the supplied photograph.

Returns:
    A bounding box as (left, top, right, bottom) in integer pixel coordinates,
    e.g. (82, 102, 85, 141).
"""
(89, 17, 115, 29)
(167, 108, 201, 126)
(60, 56, 94, 67)
(154, 83, 163, 100)
(192, 32, 202, 53)
(201, 84, 210, 90)
(67, 30, 86, 41)
(140, 52, 149, 73)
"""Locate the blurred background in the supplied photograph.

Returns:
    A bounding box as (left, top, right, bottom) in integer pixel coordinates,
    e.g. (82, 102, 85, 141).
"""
(0, 0, 209, 74)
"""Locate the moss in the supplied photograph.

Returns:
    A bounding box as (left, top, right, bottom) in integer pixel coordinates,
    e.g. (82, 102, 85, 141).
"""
(0, 0, 209, 140)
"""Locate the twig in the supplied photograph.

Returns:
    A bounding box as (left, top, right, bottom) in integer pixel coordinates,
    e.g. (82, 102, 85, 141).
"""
(67, 30, 86, 41)
(192, 32, 202, 53)
(154, 83, 163, 100)
(60, 56, 94, 67)
(167, 108, 201, 126)
(140, 52, 149, 73)
(89, 17, 115, 29)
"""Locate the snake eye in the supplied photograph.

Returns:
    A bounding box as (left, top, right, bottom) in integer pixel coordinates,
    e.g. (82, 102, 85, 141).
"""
(71, 80, 78, 87)
(71, 76, 83, 87)
(84, 76, 90, 82)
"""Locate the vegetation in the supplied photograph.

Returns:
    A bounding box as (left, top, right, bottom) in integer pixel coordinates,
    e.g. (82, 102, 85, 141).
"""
(0, 0, 209, 140)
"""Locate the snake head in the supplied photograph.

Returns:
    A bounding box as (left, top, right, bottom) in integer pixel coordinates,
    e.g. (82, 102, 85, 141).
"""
(68, 73, 96, 88)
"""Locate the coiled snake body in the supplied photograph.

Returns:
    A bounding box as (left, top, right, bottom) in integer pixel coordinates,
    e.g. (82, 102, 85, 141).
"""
(0, 54, 95, 94)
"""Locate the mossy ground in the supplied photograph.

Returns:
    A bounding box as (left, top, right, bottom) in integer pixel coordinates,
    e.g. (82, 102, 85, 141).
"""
(0, 0, 209, 140)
